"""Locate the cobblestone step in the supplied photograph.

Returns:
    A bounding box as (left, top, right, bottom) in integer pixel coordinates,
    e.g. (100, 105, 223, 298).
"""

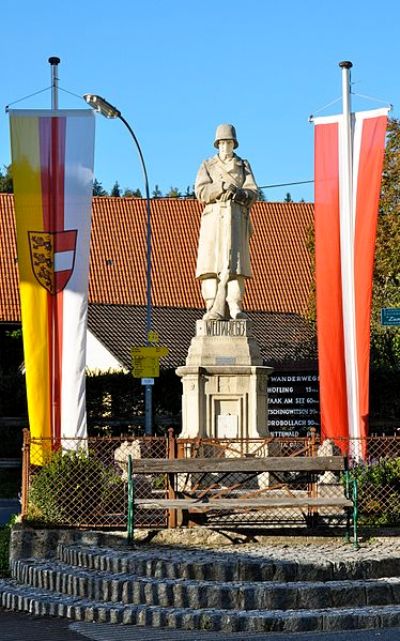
(3, 578, 400, 632)
(57, 543, 400, 582)
(11, 557, 400, 611)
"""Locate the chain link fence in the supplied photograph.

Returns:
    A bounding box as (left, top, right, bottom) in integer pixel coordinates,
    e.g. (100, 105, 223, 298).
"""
(21, 430, 400, 531)
(23, 432, 168, 529)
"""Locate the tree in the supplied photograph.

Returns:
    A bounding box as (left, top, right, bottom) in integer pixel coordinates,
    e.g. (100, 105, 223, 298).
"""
(93, 179, 107, 196)
(257, 188, 266, 201)
(166, 186, 182, 198)
(152, 185, 162, 198)
(184, 185, 195, 198)
(284, 192, 292, 203)
(0, 164, 13, 193)
(111, 181, 121, 197)
(123, 188, 142, 198)
(370, 118, 400, 369)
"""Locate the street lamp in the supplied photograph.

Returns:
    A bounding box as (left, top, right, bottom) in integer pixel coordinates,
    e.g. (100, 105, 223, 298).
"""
(84, 93, 153, 436)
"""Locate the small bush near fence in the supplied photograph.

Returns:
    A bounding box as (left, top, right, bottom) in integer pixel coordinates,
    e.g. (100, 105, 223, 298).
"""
(28, 449, 125, 526)
(354, 457, 400, 526)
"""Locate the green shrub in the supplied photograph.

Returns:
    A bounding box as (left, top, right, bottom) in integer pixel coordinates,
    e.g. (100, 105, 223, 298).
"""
(0, 516, 17, 576)
(353, 458, 400, 526)
(28, 449, 125, 525)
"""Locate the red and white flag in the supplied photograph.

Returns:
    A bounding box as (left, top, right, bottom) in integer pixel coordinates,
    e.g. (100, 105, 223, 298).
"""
(10, 110, 95, 461)
(314, 108, 388, 456)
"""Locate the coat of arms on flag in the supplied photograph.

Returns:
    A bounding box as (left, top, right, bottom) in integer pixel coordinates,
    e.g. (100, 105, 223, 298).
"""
(29, 230, 77, 295)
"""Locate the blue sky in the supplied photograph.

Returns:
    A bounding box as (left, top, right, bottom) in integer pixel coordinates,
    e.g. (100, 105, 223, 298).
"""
(1, 0, 398, 202)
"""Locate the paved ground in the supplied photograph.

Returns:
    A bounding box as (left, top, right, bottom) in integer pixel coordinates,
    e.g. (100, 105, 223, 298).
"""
(1, 610, 400, 641)
(4, 536, 400, 639)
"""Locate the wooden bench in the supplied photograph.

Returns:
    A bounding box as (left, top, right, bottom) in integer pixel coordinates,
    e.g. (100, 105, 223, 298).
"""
(127, 455, 357, 543)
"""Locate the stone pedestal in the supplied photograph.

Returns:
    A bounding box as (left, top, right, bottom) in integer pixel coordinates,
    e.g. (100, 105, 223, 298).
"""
(176, 320, 273, 439)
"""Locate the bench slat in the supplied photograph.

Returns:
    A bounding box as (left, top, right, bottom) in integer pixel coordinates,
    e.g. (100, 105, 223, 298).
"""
(135, 497, 352, 510)
(131, 456, 347, 474)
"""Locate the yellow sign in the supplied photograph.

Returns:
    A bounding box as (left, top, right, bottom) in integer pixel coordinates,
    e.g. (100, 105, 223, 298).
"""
(147, 330, 159, 344)
(132, 356, 160, 378)
(131, 345, 169, 378)
(131, 346, 169, 358)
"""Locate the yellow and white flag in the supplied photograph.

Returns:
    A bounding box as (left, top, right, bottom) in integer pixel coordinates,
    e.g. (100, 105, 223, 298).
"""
(10, 110, 95, 461)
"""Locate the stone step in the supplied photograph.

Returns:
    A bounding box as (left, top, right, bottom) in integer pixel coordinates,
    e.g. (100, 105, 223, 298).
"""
(57, 542, 400, 582)
(12, 558, 400, 611)
(3, 578, 400, 632)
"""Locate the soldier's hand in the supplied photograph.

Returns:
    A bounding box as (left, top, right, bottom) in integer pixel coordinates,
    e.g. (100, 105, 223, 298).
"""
(221, 183, 236, 201)
(233, 189, 249, 205)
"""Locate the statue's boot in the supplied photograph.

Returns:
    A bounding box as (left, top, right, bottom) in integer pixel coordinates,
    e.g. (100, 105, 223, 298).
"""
(229, 306, 247, 319)
(203, 309, 225, 321)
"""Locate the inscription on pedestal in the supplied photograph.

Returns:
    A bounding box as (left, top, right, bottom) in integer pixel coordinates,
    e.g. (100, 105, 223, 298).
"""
(196, 319, 252, 337)
(216, 356, 236, 366)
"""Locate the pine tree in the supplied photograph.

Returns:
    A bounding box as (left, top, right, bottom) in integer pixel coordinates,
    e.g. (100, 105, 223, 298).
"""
(123, 188, 142, 197)
(0, 165, 13, 193)
(184, 185, 195, 198)
(166, 186, 182, 198)
(92, 179, 107, 196)
(111, 181, 121, 197)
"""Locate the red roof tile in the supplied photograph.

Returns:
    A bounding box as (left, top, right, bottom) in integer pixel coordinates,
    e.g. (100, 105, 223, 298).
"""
(0, 195, 20, 322)
(0, 194, 314, 322)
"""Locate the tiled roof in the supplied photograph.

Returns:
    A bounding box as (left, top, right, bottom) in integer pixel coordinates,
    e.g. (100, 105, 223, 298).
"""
(0, 195, 20, 322)
(0, 194, 314, 322)
(88, 304, 317, 370)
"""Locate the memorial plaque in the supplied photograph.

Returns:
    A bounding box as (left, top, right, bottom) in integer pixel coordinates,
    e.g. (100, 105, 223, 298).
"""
(217, 414, 238, 438)
(215, 356, 236, 365)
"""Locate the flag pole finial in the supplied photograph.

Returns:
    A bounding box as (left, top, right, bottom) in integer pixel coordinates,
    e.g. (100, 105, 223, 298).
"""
(339, 60, 353, 69)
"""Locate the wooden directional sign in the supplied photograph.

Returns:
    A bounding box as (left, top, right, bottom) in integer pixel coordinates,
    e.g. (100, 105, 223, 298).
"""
(381, 308, 400, 326)
(131, 345, 169, 378)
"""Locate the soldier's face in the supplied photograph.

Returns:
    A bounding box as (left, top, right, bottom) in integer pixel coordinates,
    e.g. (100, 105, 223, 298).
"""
(218, 139, 235, 160)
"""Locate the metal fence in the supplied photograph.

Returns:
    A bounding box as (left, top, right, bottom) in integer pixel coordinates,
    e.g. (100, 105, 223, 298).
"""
(21, 429, 400, 531)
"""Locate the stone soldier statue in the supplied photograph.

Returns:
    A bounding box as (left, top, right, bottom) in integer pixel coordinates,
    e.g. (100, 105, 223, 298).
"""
(195, 124, 258, 320)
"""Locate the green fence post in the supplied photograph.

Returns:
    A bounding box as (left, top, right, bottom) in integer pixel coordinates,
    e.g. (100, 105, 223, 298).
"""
(127, 454, 134, 544)
(344, 463, 351, 544)
(353, 476, 359, 550)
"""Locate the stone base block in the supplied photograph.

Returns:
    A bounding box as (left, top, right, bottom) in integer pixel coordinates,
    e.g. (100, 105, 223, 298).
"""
(176, 319, 273, 439)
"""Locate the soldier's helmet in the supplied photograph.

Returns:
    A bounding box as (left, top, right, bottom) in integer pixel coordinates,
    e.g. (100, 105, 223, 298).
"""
(214, 124, 238, 149)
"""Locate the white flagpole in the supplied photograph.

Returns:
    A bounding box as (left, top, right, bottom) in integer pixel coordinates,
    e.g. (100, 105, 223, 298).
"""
(49, 56, 60, 110)
(48, 56, 60, 443)
(338, 60, 360, 458)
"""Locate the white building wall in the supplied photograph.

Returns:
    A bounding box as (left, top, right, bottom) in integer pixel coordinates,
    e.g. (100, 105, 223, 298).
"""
(86, 329, 126, 372)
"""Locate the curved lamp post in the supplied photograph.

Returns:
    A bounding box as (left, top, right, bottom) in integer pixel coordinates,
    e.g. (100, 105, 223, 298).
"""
(83, 94, 153, 436)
